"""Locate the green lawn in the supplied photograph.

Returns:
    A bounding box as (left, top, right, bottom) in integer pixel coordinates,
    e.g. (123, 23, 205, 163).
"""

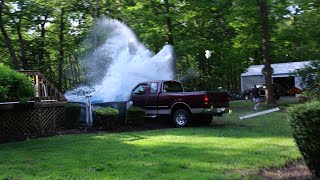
(0, 100, 301, 179)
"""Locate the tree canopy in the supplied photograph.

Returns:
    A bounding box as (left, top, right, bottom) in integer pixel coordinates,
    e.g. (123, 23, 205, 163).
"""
(0, 0, 319, 93)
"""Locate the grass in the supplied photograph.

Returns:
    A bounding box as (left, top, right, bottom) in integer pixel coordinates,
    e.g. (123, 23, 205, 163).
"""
(0, 100, 301, 179)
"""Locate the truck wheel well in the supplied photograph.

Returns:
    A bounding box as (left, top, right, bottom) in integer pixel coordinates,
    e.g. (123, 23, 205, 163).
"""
(171, 103, 191, 116)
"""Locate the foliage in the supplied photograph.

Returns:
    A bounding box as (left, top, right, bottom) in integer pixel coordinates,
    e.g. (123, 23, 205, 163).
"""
(288, 101, 320, 177)
(64, 103, 81, 129)
(0, 64, 34, 102)
(295, 60, 320, 101)
(126, 106, 145, 126)
(94, 107, 119, 130)
(0, 0, 320, 92)
(94, 107, 119, 116)
(0, 100, 301, 179)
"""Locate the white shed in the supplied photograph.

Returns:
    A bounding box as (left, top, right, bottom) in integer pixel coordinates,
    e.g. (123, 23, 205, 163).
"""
(241, 61, 311, 91)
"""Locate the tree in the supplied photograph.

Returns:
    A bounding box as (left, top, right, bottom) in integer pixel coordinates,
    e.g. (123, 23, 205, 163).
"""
(259, 0, 273, 105)
(1, 0, 320, 94)
(295, 60, 320, 101)
(0, 0, 19, 69)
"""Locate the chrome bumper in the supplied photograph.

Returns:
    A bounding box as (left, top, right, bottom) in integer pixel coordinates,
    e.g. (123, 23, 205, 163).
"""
(203, 106, 229, 114)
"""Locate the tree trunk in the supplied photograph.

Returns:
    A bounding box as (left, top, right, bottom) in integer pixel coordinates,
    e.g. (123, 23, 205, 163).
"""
(163, 0, 176, 79)
(75, 63, 81, 84)
(163, 0, 174, 45)
(58, 8, 65, 91)
(259, 0, 273, 105)
(39, 13, 48, 66)
(15, 18, 27, 69)
(68, 56, 76, 87)
(0, 0, 19, 69)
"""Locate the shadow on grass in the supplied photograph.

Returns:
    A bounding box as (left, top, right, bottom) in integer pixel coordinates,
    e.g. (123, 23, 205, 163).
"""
(0, 99, 300, 179)
(0, 130, 299, 179)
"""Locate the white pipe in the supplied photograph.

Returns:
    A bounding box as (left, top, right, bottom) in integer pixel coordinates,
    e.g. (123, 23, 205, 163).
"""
(239, 107, 280, 120)
(85, 94, 93, 127)
(40, 82, 47, 97)
(35, 75, 39, 97)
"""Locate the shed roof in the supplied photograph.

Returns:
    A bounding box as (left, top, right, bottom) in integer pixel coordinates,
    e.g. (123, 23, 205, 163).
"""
(241, 61, 311, 77)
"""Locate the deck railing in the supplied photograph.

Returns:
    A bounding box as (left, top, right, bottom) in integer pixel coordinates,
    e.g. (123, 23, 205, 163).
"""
(18, 70, 66, 101)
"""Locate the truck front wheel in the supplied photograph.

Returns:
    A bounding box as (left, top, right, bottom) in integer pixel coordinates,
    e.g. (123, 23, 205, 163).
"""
(173, 109, 190, 127)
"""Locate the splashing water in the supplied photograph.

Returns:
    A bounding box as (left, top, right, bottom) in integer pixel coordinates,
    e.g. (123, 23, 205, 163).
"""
(65, 18, 175, 102)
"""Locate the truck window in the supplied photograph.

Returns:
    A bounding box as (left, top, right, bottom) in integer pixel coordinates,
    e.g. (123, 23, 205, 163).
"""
(132, 84, 147, 95)
(163, 81, 183, 92)
(150, 83, 158, 94)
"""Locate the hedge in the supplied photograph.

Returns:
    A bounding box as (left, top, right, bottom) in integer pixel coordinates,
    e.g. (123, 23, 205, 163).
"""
(288, 101, 320, 177)
(94, 107, 119, 130)
(64, 103, 81, 129)
(126, 106, 145, 126)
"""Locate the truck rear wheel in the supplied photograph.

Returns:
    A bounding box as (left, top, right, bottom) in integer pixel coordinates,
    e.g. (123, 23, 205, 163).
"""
(173, 109, 190, 127)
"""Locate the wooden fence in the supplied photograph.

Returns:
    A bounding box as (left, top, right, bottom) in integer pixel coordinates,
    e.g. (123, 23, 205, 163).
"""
(0, 101, 66, 135)
(0, 70, 67, 136)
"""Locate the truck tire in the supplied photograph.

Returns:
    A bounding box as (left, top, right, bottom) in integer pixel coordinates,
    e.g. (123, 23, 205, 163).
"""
(173, 109, 190, 127)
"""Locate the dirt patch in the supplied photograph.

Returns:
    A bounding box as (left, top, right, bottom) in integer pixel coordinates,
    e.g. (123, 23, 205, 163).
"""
(259, 160, 319, 180)
(228, 160, 318, 179)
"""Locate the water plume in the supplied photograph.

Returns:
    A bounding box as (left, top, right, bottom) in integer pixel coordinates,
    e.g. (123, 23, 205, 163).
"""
(66, 17, 175, 102)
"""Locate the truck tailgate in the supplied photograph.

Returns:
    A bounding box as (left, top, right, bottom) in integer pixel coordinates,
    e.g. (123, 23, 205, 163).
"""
(207, 91, 230, 108)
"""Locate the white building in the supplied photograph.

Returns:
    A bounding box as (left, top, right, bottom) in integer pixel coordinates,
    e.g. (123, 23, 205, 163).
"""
(241, 61, 311, 91)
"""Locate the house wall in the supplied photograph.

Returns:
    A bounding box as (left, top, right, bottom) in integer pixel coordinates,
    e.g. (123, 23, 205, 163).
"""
(241, 74, 303, 92)
(241, 75, 265, 91)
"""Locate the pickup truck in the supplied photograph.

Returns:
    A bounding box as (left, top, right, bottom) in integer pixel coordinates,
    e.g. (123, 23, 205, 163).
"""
(129, 80, 230, 127)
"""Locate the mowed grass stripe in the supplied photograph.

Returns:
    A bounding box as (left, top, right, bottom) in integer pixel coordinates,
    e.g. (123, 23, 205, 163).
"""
(0, 101, 301, 179)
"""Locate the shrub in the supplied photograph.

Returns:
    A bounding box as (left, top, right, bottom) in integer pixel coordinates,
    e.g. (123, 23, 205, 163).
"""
(64, 103, 81, 129)
(0, 64, 34, 102)
(288, 101, 320, 177)
(295, 60, 320, 102)
(94, 107, 119, 130)
(126, 106, 145, 126)
(299, 89, 320, 102)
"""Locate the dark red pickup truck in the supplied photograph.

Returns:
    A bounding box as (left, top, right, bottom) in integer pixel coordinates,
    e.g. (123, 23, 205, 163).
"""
(129, 80, 230, 127)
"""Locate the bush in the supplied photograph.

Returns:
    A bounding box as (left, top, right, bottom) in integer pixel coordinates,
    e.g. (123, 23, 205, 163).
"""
(94, 107, 119, 130)
(299, 89, 320, 102)
(126, 106, 145, 126)
(64, 103, 81, 129)
(295, 60, 320, 102)
(288, 101, 320, 177)
(0, 64, 34, 102)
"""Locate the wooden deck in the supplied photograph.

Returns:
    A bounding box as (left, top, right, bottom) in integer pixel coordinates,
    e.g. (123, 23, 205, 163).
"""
(18, 70, 66, 101)
(0, 70, 67, 136)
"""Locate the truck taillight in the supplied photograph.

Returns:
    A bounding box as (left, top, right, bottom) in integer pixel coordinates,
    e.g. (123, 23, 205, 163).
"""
(204, 95, 209, 105)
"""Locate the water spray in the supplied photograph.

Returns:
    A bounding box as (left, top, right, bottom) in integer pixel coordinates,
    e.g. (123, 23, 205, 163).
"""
(65, 17, 175, 102)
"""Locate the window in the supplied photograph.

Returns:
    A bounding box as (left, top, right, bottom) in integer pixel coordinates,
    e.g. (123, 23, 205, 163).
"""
(132, 84, 147, 95)
(163, 81, 183, 92)
(150, 83, 158, 94)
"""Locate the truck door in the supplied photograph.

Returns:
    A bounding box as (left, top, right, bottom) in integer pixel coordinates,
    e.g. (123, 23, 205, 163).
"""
(146, 82, 159, 115)
(131, 83, 148, 107)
